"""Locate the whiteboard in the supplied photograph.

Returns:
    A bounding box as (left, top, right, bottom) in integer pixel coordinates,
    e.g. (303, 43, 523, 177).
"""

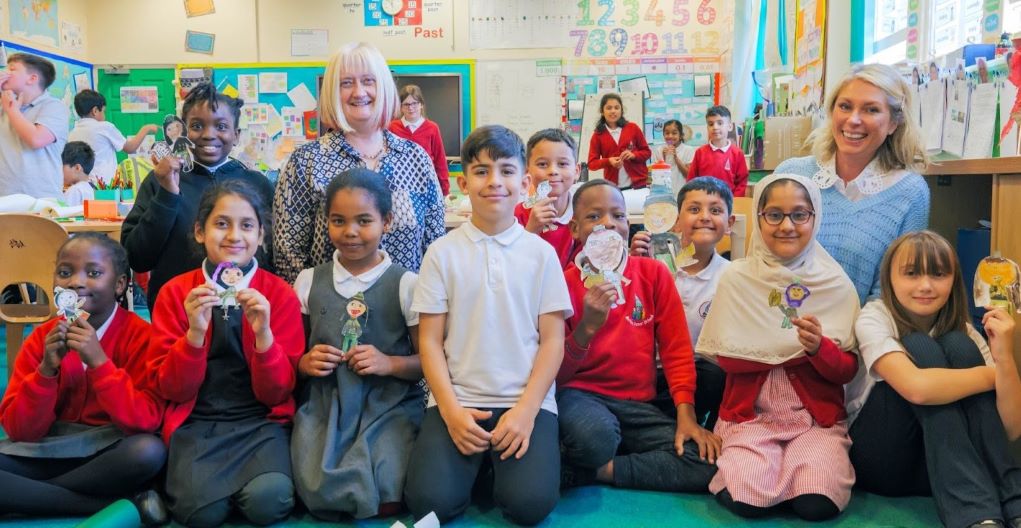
(476, 60, 562, 146)
(578, 92, 645, 173)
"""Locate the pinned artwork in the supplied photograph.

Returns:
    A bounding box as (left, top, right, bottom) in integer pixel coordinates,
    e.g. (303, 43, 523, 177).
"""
(975, 255, 1021, 313)
(341, 292, 368, 352)
(768, 279, 810, 329)
(580, 226, 628, 308)
(53, 287, 89, 324)
(213, 262, 244, 320)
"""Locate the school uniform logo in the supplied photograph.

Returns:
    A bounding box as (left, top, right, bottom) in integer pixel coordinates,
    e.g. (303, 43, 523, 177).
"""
(627, 295, 654, 327)
(699, 300, 712, 320)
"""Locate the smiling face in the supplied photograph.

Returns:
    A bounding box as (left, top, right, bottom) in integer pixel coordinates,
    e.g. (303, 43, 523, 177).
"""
(347, 299, 367, 318)
(339, 69, 377, 128)
(890, 244, 955, 327)
(830, 79, 899, 166)
(458, 150, 526, 228)
(54, 239, 126, 322)
(185, 102, 238, 166)
(570, 183, 629, 248)
(663, 123, 682, 146)
(195, 193, 263, 267)
(165, 120, 183, 142)
(758, 181, 815, 261)
(328, 187, 389, 272)
(220, 266, 243, 286)
(676, 190, 733, 251)
(526, 139, 578, 202)
(601, 98, 623, 127)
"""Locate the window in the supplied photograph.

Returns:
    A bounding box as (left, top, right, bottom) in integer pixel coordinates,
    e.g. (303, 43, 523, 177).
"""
(865, 0, 910, 64)
(1005, 0, 1021, 35)
(928, 0, 984, 58)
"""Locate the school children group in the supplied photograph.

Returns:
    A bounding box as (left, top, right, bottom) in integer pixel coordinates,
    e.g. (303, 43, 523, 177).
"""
(1, 41, 1020, 528)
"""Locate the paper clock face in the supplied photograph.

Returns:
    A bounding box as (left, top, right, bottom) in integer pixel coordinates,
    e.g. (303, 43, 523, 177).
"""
(364, 0, 422, 26)
(382, 0, 403, 16)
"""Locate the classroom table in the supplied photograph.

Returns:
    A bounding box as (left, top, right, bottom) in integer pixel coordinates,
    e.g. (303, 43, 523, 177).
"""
(59, 218, 125, 242)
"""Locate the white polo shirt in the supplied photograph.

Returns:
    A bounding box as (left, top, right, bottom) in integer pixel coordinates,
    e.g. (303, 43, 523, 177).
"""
(0, 92, 68, 198)
(69, 118, 127, 185)
(844, 299, 992, 424)
(293, 250, 418, 326)
(677, 252, 730, 350)
(412, 220, 573, 414)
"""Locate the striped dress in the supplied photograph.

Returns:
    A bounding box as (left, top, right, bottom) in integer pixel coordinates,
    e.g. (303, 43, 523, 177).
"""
(708, 367, 855, 510)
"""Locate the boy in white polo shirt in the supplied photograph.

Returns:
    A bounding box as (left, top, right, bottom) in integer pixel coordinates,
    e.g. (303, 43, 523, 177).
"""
(631, 176, 735, 428)
(69, 90, 158, 185)
(406, 125, 572, 525)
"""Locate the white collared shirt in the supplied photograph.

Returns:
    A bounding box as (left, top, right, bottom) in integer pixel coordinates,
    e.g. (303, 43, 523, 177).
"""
(83, 308, 117, 369)
(608, 126, 623, 143)
(709, 140, 732, 153)
(401, 116, 425, 133)
(69, 118, 127, 185)
(413, 220, 573, 414)
(814, 158, 910, 202)
(676, 252, 730, 348)
(293, 250, 418, 325)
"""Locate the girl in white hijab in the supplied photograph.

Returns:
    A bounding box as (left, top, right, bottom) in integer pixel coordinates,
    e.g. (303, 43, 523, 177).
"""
(697, 173, 860, 521)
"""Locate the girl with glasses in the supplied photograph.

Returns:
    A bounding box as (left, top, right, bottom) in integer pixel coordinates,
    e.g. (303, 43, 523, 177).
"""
(388, 84, 450, 196)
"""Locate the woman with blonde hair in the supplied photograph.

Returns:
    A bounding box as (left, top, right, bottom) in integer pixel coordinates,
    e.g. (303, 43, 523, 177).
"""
(775, 63, 930, 305)
(388, 84, 450, 195)
(273, 42, 445, 283)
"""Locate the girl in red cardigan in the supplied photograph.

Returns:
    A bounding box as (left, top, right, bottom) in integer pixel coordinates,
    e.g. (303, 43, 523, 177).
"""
(148, 180, 304, 526)
(0, 233, 167, 523)
(696, 173, 860, 522)
(587, 93, 651, 189)
(388, 84, 450, 195)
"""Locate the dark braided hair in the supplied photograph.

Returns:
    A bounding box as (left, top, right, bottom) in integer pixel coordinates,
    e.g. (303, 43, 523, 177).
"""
(181, 82, 244, 129)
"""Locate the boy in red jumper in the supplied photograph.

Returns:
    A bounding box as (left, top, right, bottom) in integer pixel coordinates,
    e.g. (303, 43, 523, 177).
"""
(557, 179, 719, 491)
(688, 106, 748, 197)
(514, 128, 581, 268)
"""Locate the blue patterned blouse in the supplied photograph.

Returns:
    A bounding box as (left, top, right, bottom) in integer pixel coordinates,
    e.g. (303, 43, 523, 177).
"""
(273, 130, 445, 283)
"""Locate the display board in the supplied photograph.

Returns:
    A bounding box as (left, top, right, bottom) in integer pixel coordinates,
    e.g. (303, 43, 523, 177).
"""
(475, 59, 563, 147)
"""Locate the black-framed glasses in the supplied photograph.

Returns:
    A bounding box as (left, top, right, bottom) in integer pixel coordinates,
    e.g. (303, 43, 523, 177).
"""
(401, 101, 421, 108)
(759, 209, 815, 225)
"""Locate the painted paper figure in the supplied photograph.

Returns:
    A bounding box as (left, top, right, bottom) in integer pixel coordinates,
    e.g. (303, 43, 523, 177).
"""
(523, 180, 552, 209)
(768, 280, 811, 329)
(152, 115, 195, 172)
(53, 286, 88, 324)
(975, 255, 1021, 313)
(213, 261, 244, 320)
(341, 292, 368, 352)
(580, 225, 628, 308)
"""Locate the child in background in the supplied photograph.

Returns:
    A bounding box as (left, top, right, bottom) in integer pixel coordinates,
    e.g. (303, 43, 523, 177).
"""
(514, 128, 582, 268)
(557, 179, 719, 493)
(846, 231, 1021, 528)
(291, 168, 424, 520)
(388, 84, 450, 196)
(0, 233, 167, 524)
(630, 176, 735, 428)
(650, 120, 697, 197)
(121, 82, 274, 310)
(0, 53, 68, 198)
(698, 173, 859, 521)
(688, 106, 748, 197)
(405, 125, 572, 525)
(62, 141, 95, 206)
(147, 181, 303, 527)
(587, 93, 652, 189)
(69, 89, 158, 185)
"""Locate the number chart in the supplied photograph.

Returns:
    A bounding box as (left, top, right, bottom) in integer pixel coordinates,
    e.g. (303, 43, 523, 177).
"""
(364, 0, 423, 27)
(569, 0, 730, 59)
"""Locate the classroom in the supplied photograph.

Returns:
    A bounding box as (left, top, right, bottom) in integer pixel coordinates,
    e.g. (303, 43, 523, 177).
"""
(0, 0, 1020, 526)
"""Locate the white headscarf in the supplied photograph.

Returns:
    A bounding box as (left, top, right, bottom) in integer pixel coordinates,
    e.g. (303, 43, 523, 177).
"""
(696, 173, 859, 364)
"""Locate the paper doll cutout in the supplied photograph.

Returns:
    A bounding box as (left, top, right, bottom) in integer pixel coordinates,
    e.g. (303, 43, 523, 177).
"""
(580, 226, 628, 308)
(341, 291, 368, 352)
(152, 115, 195, 172)
(213, 261, 244, 320)
(53, 286, 89, 324)
(523, 180, 552, 209)
(768, 279, 811, 329)
(643, 171, 697, 274)
(975, 255, 1021, 313)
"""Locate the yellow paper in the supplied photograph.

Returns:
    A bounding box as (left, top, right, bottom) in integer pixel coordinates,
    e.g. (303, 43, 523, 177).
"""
(184, 0, 216, 17)
(222, 84, 238, 98)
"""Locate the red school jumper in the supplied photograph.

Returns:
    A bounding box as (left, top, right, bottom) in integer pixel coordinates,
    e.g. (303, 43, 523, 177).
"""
(559, 256, 696, 406)
(0, 307, 163, 442)
(688, 142, 749, 197)
(513, 202, 578, 269)
(147, 268, 304, 444)
(587, 122, 652, 188)
(388, 119, 450, 196)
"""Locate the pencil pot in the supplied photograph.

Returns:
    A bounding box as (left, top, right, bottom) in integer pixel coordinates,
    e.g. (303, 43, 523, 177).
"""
(95, 189, 120, 201)
(120, 189, 134, 201)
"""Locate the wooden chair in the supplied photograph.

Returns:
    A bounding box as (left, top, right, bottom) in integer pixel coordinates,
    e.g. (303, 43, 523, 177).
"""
(716, 196, 755, 259)
(0, 214, 68, 377)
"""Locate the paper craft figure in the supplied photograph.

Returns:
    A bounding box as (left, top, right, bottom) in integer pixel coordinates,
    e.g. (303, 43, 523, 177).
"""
(341, 291, 368, 352)
(523, 180, 551, 209)
(53, 286, 89, 324)
(213, 261, 244, 320)
(580, 225, 628, 308)
(643, 167, 697, 273)
(152, 115, 195, 172)
(975, 255, 1021, 314)
(768, 280, 811, 329)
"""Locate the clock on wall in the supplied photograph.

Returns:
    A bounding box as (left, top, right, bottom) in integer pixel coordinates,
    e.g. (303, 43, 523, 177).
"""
(381, 0, 403, 16)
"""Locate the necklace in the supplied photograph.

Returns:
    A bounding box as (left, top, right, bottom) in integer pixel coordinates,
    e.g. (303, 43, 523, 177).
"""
(362, 145, 386, 160)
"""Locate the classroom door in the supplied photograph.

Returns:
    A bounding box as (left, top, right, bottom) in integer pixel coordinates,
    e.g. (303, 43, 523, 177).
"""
(96, 69, 177, 165)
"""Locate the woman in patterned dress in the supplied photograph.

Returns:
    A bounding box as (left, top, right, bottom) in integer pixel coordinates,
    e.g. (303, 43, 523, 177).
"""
(273, 42, 445, 283)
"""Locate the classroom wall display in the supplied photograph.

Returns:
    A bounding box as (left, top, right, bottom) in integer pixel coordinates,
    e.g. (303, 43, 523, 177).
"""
(468, 0, 575, 49)
(790, 0, 826, 116)
(0, 39, 91, 128)
(119, 86, 159, 114)
(8, 0, 58, 48)
(475, 59, 563, 147)
(59, 20, 82, 50)
(340, 1, 455, 56)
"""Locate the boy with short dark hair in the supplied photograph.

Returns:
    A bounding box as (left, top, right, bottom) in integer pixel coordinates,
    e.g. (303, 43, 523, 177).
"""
(406, 125, 572, 525)
(61, 140, 95, 205)
(514, 128, 581, 268)
(0, 53, 68, 198)
(70, 89, 158, 185)
(688, 105, 748, 197)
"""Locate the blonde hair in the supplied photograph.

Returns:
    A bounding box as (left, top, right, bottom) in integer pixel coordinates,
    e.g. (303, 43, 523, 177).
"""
(399, 84, 426, 117)
(807, 63, 929, 173)
(319, 42, 399, 133)
(879, 231, 968, 338)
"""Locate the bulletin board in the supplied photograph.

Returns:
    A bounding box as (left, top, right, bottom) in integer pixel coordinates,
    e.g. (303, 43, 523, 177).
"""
(475, 59, 563, 147)
(1, 39, 93, 128)
(791, 0, 826, 116)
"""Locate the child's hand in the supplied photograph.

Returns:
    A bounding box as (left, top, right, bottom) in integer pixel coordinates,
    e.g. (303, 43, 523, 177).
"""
(663, 145, 676, 159)
(442, 406, 493, 456)
(491, 404, 537, 460)
(675, 406, 721, 464)
(608, 156, 623, 168)
(345, 344, 394, 376)
(298, 344, 346, 377)
(184, 285, 219, 346)
(580, 282, 618, 332)
(237, 289, 273, 351)
(1, 90, 19, 114)
(40, 321, 70, 377)
(620, 150, 635, 161)
(66, 318, 107, 370)
(630, 230, 652, 256)
(150, 154, 182, 194)
(142, 124, 160, 135)
(525, 197, 557, 234)
(983, 307, 1016, 365)
(792, 314, 822, 355)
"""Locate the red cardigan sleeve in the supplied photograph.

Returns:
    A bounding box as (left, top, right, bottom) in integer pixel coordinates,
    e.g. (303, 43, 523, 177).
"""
(588, 130, 611, 171)
(89, 311, 164, 434)
(807, 336, 859, 385)
(245, 273, 303, 407)
(653, 263, 696, 406)
(628, 123, 651, 161)
(428, 121, 450, 195)
(732, 148, 749, 197)
(147, 272, 210, 403)
(0, 322, 60, 441)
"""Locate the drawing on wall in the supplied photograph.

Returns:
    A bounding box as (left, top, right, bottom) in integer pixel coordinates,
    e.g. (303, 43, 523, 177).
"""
(59, 20, 82, 50)
(9, 0, 59, 47)
(120, 86, 160, 114)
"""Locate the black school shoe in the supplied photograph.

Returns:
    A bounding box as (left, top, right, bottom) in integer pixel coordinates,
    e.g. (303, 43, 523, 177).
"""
(131, 489, 169, 526)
